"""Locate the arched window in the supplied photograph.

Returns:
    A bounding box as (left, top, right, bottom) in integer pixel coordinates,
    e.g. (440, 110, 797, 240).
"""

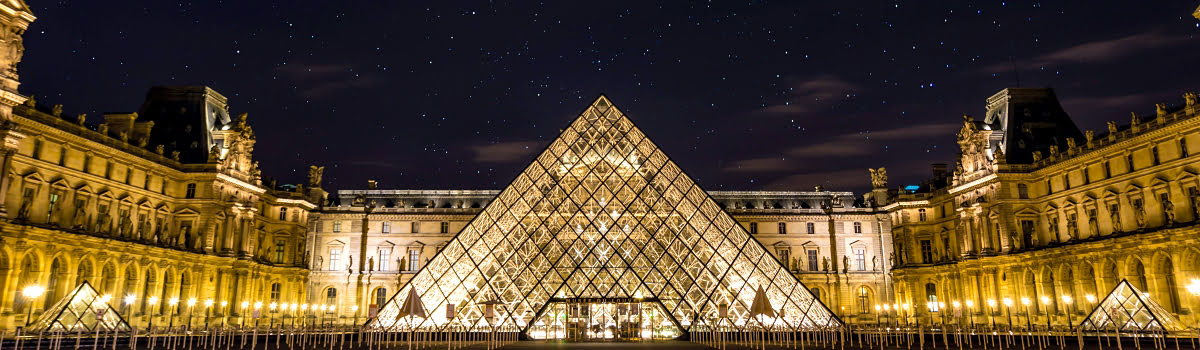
(375, 288, 388, 307)
(857, 286, 871, 313)
(925, 283, 939, 311)
(325, 288, 337, 307)
(778, 222, 787, 234)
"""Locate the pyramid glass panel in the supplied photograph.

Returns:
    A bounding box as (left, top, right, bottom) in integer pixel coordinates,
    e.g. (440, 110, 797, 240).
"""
(1080, 279, 1184, 332)
(28, 281, 131, 333)
(368, 96, 841, 338)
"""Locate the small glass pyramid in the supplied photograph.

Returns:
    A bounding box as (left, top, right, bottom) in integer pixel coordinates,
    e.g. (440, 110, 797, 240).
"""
(367, 96, 840, 337)
(1079, 279, 1183, 332)
(28, 281, 131, 333)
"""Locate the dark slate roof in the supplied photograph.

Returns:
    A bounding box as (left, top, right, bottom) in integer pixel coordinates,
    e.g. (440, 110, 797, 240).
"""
(982, 88, 1084, 164)
(135, 86, 230, 164)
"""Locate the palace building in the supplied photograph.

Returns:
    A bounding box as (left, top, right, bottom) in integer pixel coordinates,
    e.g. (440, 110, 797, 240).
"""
(301, 96, 895, 339)
(0, 2, 325, 330)
(881, 88, 1200, 329)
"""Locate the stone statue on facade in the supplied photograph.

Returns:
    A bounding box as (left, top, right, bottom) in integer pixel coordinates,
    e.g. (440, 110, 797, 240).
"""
(97, 213, 111, 234)
(1085, 130, 1095, 148)
(1133, 201, 1146, 228)
(1110, 204, 1122, 233)
(1186, 92, 1198, 107)
(889, 253, 896, 267)
(872, 256, 878, 271)
(1088, 214, 1098, 237)
(315, 256, 324, 270)
(368, 257, 375, 272)
(868, 168, 888, 189)
(71, 203, 87, 229)
(308, 165, 325, 188)
(822, 257, 830, 272)
(1163, 197, 1176, 224)
(1190, 189, 1200, 221)
(843, 255, 850, 273)
(399, 257, 407, 272)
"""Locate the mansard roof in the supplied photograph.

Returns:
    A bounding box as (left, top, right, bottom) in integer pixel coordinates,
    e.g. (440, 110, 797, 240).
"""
(136, 86, 231, 164)
(982, 88, 1085, 164)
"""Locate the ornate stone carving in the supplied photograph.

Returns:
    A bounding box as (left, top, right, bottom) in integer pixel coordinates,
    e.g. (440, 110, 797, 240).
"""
(51, 104, 61, 117)
(76, 113, 86, 125)
(868, 168, 887, 189)
(1163, 197, 1175, 225)
(1085, 130, 1095, 148)
(1130, 113, 1141, 133)
(307, 165, 325, 188)
(1186, 92, 1198, 107)
(1110, 203, 1122, 233)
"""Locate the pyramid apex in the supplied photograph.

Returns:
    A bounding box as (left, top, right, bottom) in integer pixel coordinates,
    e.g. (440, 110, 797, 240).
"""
(589, 94, 613, 111)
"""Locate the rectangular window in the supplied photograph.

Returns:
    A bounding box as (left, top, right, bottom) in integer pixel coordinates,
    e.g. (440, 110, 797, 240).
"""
(143, 174, 150, 190)
(807, 250, 819, 272)
(1151, 146, 1160, 165)
(942, 237, 951, 258)
(329, 248, 342, 271)
(1020, 219, 1035, 248)
(920, 240, 933, 264)
(440, 222, 449, 234)
(777, 222, 786, 234)
(1127, 154, 1136, 173)
(408, 249, 420, 271)
(918, 209, 928, 221)
(332, 221, 342, 232)
(382, 221, 391, 233)
(411, 222, 419, 233)
(1182, 138, 1190, 158)
(749, 222, 758, 234)
(378, 249, 390, 271)
(58, 146, 66, 166)
(278, 207, 287, 221)
(1104, 160, 1112, 178)
(179, 220, 193, 239)
(1083, 168, 1091, 185)
(1046, 179, 1053, 195)
(806, 222, 815, 234)
(82, 154, 91, 173)
(185, 183, 196, 198)
(1063, 174, 1071, 190)
(124, 168, 132, 185)
(104, 161, 112, 179)
(46, 193, 60, 223)
(274, 239, 286, 264)
(160, 180, 167, 195)
(270, 284, 281, 302)
(853, 222, 862, 233)
(777, 249, 789, 267)
(1017, 184, 1029, 199)
(854, 248, 865, 271)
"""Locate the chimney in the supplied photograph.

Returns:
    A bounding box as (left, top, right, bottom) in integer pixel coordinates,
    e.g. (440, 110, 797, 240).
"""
(932, 163, 948, 178)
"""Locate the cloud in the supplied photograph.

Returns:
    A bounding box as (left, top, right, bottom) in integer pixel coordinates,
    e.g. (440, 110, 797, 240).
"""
(470, 141, 546, 163)
(984, 31, 1184, 71)
(758, 75, 858, 115)
(721, 122, 958, 173)
(784, 122, 957, 158)
(275, 63, 384, 98)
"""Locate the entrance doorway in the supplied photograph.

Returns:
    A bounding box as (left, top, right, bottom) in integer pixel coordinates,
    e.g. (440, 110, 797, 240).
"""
(526, 298, 681, 340)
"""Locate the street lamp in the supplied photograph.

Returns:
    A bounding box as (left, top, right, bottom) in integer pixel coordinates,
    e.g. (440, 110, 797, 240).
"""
(1002, 298, 1014, 330)
(952, 301, 961, 327)
(1038, 296, 1051, 330)
(168, 297, 179, 329)
(965, 300, 976, 329)
(1020, 297, 1032, 330)
(253, 301, 263, 328)
(987, 299, 997, 329)
(204, 299, 214, 328)
(1061, 295, 1074, 331)
(186, 298, 197, 329)
(269, 302, 278, 327)
(22, 285, 45, 326)
(148, 296, 159, 331)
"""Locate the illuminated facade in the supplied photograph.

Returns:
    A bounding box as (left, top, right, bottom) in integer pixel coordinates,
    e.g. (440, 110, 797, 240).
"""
(0, 2, 324, 331)
(358, 96, 840, 339)
(882, 88, 1200, 329)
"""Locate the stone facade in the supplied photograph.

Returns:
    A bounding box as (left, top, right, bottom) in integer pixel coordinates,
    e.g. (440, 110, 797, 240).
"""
(882, 88, 1200, 329)
(0, 1, 325, 330)
(308, 187, 893, 325)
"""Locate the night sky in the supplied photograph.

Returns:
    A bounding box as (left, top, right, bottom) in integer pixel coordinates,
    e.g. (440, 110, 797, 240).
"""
(18, 2, 1200, 194)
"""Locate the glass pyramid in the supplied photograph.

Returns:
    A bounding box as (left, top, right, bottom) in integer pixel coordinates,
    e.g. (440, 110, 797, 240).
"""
(28, 281, 131, 333)
(1080, 279, 1183, 332)
(368, 96, 841, 337)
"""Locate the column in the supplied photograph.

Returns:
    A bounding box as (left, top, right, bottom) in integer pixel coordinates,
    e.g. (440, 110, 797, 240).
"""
(0, 123, 24, 217)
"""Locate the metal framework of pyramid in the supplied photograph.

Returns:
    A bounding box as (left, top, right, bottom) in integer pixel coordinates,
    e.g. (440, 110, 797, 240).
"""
(28, 281, 131, 332)
(368, 96, 840, 336)
(1079, 279, 1183, 332)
